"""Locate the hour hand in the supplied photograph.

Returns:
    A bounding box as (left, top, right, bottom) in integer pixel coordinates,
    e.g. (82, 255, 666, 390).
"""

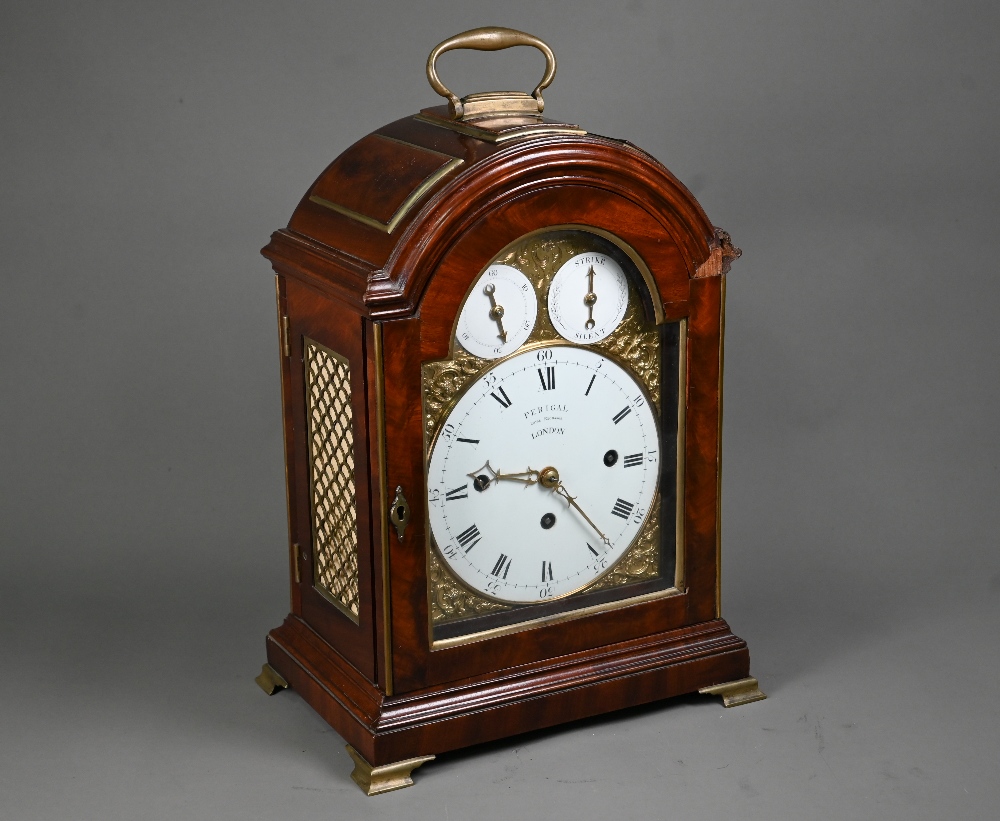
(467, 461, 540, 490)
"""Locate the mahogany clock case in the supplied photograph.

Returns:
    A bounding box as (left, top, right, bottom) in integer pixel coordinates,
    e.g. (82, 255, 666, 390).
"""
(260, 107, 756, 767)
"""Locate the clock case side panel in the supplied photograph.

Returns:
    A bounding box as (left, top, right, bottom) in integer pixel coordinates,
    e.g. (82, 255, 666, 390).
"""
(263, 273, 381, 685)
(380, 157, 734, 694)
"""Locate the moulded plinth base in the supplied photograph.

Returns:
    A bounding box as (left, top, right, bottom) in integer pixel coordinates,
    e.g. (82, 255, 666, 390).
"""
(259, 614, 760, 775)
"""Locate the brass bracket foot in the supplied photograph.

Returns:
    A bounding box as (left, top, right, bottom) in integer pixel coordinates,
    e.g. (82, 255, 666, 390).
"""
(699, 676, 766, 707)
(346, 745, 435, 796)
(255, 663, 289, 695)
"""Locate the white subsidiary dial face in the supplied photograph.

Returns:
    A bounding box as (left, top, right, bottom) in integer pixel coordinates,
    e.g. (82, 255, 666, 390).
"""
(456, 265, 537, 359)
(548, 252, 630, 343)
(426, 346, 660, 604)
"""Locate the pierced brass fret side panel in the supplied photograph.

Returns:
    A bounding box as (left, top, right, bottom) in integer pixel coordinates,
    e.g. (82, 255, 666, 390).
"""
(305, 339, 360, 622)
(422, 231, 663, 627)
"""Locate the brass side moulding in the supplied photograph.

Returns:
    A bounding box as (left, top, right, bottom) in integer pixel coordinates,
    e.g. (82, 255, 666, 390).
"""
(346, 746, 435, 796)
(699, 676, 766, 708)
(255, 663, 289, 696)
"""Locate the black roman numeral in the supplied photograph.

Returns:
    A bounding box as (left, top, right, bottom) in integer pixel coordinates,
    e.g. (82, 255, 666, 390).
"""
(445, 484, 468, 501)
(456, 524, 481, 552)
(585, 374, 596, 396)
(587, 543, 600, 557)
(612, 406, 632, 424)
(456, 437, 479, 444)
(491, 386, 512, 408)
(542, 561, 553, 582)
(537, 366, 556, 390)
(611, 499, 634, 520)
(623, 453, 643, 468)
(490, 553, 511, 578)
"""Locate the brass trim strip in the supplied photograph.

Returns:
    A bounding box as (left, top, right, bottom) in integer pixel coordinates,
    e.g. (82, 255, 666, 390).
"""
(373, 323, 393, 695)
(675, 318, 687, 591)
(413, 112, 586, 143)
(716, 277, 726, 617)
(274, 276, 296, 611)
(374, 132, 458, 160)
(432, 586, 683, 649)
(308, 138, 464, 235)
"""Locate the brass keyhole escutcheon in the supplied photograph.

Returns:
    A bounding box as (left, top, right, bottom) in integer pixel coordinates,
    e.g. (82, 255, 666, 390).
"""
(389, 486, 410, 541)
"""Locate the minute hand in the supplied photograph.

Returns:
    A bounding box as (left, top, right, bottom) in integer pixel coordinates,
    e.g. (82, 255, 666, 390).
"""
(553, 482, 611, 546)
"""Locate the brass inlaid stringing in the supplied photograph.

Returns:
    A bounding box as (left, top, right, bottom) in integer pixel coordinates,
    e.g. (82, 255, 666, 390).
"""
(422, 232, 663, 625)
(305, 339, 360, 621)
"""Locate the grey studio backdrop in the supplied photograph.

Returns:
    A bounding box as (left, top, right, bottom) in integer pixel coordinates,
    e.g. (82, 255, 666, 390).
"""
(2, 1, 998, 819)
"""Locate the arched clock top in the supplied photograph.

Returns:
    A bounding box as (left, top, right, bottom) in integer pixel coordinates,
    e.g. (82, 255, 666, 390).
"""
(268, 116, 727, 320)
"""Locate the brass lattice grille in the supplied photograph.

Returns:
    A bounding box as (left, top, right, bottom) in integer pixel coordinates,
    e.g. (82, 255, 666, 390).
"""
(305, 339, 360, 621)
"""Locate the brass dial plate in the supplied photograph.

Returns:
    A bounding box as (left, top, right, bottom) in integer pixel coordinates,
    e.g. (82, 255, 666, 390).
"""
(421, 230, 668, 629)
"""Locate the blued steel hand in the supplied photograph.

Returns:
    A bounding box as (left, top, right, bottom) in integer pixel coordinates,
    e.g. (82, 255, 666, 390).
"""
(483, 283, 508, 343)
(583, 266, 597, 330)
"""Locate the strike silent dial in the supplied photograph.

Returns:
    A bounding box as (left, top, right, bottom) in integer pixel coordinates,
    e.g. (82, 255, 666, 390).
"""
(547, 252, 629, 343)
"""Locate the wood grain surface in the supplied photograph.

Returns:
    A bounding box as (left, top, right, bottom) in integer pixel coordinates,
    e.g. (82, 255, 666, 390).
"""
(260, 110, 749, 763)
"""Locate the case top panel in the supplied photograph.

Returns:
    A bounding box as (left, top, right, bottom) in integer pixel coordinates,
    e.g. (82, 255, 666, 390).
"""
(306, 133, 464, 236)
(271, 115, 717, 320)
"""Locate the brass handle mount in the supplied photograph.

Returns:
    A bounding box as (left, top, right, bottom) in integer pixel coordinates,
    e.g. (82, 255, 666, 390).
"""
(426, 26, 557, 121)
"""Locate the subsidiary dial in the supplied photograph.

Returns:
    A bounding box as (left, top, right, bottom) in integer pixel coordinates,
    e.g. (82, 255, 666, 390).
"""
(548, 252, 629, 343)
(456, 265, 537, 359)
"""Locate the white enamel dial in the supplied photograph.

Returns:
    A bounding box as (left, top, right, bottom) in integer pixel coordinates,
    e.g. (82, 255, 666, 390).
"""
(456, 265, 537, 359)
(548, 252, 629, 343)
(426, 345, 660, 604)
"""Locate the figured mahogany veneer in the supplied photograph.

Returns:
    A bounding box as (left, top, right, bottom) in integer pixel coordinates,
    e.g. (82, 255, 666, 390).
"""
(261, 112, 754, 766)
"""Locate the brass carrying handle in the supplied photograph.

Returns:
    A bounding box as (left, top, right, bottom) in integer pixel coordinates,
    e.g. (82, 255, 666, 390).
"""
(426, 27, 557, 120)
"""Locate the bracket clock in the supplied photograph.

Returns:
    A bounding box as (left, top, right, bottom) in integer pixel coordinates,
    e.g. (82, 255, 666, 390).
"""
(256, 27, 764, 796)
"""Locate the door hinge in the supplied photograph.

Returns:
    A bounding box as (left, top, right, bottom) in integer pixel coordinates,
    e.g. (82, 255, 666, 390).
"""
(281, 315, 290, 357)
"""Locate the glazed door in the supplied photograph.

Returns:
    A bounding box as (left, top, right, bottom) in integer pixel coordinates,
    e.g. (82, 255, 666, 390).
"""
(382, 185, 722, 694)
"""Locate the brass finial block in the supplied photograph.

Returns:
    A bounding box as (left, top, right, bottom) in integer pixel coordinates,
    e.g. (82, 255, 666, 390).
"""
(346, 745, 435, 796)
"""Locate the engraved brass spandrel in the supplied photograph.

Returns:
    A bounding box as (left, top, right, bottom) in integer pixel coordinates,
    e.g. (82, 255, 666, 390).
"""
(421, 231, 664, 626)
(586, 498, 660, 593)
(429, 550, 511, 622)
